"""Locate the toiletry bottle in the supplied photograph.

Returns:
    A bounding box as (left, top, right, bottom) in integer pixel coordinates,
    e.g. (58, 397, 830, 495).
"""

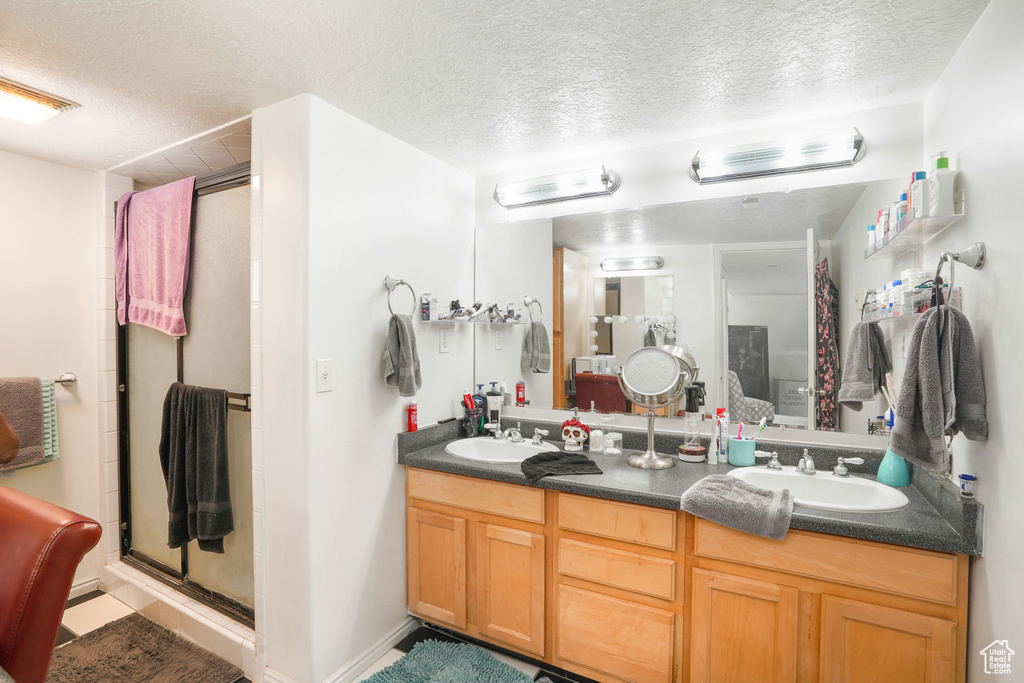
(929, 153, 957, 217)
(867, 224, 876, 248)
(516, 381, 526, 407)
(407, 401, 418, 432)
(909, 171, 929, 218)
(894, 193, 908, 228)
(708, 413, 719, 465)
(500, 382, 512, 406)
(486, 382, 502, 428)
(473, 384, 487, 434)
(717, 408, 729, 462)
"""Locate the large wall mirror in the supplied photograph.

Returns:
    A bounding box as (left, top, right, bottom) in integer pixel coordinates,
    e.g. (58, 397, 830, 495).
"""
(475, 178, 907, 439)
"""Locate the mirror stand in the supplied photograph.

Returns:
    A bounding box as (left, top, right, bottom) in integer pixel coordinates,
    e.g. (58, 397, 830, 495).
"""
(626, 407, 677, 469)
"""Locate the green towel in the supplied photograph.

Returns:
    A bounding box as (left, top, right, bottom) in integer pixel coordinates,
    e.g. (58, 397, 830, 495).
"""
(363, 640, 532, 683)
(41, 378, 60, 463)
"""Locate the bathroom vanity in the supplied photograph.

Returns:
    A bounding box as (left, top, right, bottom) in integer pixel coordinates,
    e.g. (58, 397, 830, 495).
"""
(399, 425, 980, 683)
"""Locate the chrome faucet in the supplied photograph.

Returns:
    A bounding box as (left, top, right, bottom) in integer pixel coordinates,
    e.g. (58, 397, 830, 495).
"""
(797, 449, 816, 475)
(484, 422, 503, 440)
(531, 428, 549, 445)
(502, 422, 524, 443)
(754, 450, 783, 470)
(832, 456, 865, 477)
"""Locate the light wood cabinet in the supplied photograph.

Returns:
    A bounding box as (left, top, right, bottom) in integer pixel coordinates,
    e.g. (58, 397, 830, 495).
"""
(406, 507, 466, 630)
(476, 523, 545, 656)
(820, 596, 957, 683)
(690, 569, 798, 683)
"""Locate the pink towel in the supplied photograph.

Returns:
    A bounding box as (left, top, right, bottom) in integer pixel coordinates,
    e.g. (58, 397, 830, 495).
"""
(115, 177, 196, 336)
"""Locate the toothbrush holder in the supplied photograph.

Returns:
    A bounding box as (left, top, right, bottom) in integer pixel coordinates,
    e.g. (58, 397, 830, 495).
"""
(727, 437, 756, 467)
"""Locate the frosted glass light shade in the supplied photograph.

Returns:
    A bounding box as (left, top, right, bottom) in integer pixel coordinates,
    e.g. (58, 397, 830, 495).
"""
(494, 166, 620, 208)
(0, 78, 78, 124)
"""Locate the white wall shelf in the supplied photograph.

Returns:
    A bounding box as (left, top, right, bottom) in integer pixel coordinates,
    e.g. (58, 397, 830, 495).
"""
(864, 189, 965, 260)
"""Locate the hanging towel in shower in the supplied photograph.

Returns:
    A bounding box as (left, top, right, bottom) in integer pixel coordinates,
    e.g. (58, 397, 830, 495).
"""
(115, 176, 196, 336)
(0, 408, 18, 466)
(521, 322, 551, 373)
(643, 322, 658, 347)
(837, 321, 891, 410)
(382, 313, 422, 396)
(159, 382, 233, 553)
(0, 378, 44, 473)
(41, 378, 60, 463)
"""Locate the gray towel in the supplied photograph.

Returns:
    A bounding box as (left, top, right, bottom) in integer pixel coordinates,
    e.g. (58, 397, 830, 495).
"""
(838, 321, 891, 410)
(680, 474, 793, 540)
(521, 321, 551, 373)
(0, 377, 44, 473)
(644, 323, 657, 347)
(382, 314, 422, 397)
(159, 383, 233, 553)
(890, 307, 987, 471)
(521, 451, 603, 483)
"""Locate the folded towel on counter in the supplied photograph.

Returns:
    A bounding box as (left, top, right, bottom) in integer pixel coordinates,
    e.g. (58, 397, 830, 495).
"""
(0, 408, 18, 466)
(838, 321, 891, 410)
(0, 378, 44, 473)
(521, 322, 551, 373)
(680, 475, 793, 540)
(41, 378, 60, 463)
(890, 307, 987, 471)
(382, 314, 422, 397)
(521, 451, 603, 484)
(159, 382, 233, 553)
(115, 177, 196, 336)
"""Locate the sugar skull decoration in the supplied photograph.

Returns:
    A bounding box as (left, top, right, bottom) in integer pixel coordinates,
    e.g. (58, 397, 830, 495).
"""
(561, 418, 591, 452)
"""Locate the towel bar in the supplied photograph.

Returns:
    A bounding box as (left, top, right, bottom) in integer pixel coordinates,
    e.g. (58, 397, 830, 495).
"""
(226, 392, 250, 412)
(54, 372, 77, 385)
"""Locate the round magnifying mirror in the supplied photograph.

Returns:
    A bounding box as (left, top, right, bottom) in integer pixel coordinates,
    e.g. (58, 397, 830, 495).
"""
(617, 346, 689, 469)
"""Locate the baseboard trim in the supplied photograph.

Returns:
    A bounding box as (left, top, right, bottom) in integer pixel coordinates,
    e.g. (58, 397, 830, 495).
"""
(323, 616, 420, 683)
(68, 576, 101, 600)
(262, 670, 301, 683)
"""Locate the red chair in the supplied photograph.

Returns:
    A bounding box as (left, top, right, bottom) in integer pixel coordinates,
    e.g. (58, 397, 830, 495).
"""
(575, 372, 629, 413)
(0, 487, 102, 683)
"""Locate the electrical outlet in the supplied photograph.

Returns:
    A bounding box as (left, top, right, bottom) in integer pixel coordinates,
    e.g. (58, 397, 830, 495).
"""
(439, 330, 450, 353)
(495, 330, 503, 350)
(316, 359, 333, 392)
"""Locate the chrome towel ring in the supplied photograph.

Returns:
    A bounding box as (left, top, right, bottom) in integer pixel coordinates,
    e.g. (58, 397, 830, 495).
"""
(384, 275, 416, 317)
(524, 296, 543, 323)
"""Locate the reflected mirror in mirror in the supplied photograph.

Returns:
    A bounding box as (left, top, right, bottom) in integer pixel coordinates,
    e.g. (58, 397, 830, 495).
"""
(475, 177, 909, 438)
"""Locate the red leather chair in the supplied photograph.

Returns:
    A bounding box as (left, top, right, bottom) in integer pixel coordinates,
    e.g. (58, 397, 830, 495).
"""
(0, 487, 102, 683)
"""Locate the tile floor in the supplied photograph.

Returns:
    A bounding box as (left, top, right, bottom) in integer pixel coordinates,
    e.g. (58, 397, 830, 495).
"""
(357, 624, 596, 683)
(56, 590, 250, 683)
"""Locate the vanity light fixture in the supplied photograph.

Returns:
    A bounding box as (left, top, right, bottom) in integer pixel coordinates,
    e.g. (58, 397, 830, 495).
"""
(493, 166, 620, 208)
(690, 128, 865, 184)
(0, 77, 79, 124)
(600, 256, 664, 272)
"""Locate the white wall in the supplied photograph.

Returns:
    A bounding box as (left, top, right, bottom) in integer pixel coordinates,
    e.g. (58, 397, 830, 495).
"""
(256, 94, 475, 683)
(475, 219, 553, 412)
(920, 0, 1024, 672)
(0, 149, 103, 588)
(476, 102, 924, 226)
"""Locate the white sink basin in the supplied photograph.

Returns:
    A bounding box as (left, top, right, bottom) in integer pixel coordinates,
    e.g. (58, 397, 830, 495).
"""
(445, 438, 559, 464)
(728, 466, 909, 512)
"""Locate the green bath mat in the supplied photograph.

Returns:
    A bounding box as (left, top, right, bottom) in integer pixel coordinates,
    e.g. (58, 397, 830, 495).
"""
(363, 640, 533, 683)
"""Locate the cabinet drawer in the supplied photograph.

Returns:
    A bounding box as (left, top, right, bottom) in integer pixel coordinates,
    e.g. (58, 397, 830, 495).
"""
(558, 585, 674, 683)
(559, 538, 675, 600)
(694, 520, 959, 605)
(558, 494, 676, 550)
(407, 469, 544, 524)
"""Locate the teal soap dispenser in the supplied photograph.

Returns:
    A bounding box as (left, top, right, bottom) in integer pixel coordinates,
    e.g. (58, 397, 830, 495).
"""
(877, 448, 911, 487)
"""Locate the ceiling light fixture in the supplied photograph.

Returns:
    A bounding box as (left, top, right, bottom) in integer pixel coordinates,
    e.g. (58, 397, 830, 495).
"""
(0, 77, 79, 124)
(690, 128, 865, 184)
(600, 257, 664, 273)
(493, 166, 620, 208)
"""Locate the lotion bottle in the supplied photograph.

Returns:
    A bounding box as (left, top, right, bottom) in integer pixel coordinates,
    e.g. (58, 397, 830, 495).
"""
(929, 153, 957, 217)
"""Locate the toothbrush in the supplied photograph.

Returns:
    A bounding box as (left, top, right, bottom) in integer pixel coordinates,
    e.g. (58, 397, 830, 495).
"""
(753, 417, 767, 437)
(737, 422, 744, 440)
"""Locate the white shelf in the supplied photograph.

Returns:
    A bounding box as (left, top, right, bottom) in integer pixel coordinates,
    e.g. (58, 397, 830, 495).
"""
(864, 190, 965, 260)
(422, 318, 525, 325)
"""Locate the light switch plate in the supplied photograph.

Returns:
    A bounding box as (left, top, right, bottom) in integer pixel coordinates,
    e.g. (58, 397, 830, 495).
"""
(316, 359, 333, 392)
(440, 330, 450, 353)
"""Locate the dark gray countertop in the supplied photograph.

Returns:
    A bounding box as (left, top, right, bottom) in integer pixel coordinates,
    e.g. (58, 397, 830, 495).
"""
(397, 419, 983, 556)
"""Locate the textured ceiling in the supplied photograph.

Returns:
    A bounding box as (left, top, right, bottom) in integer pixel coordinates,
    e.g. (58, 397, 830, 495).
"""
(0, 0, 989, 173)
(553, 183, 869, 250)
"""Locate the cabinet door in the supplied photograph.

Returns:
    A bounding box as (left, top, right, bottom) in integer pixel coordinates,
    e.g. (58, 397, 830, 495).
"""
(477, 523, 545, 656)
(558, 585, 674, 683)
(690, 569, 798, 683)
(820, 596, 956, 683)
(407, 507, 467, 629)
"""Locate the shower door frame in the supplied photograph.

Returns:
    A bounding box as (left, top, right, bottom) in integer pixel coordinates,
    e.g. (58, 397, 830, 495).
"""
(116, 162, 255, 627)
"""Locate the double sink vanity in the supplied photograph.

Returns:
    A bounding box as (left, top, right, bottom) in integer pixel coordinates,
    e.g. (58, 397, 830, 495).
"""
(397, 418, 982, 683)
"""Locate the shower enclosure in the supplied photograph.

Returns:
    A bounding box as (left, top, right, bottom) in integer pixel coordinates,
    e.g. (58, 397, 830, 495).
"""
(116, 164, 254, 625)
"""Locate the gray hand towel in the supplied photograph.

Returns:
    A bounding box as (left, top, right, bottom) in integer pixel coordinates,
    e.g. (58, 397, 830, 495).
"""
(0, 377, 44, 473)
(838, 321, 891, 410)
(680, 474, 793, 540)
(521, 451, 603, 483)
(159, 383, 233, 553)
(382, 314, 422, 397)
(521, 321, 551, 373)
(890, 307, 987, 471)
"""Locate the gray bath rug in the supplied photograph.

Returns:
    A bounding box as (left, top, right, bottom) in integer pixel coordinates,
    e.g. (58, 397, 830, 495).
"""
(46, 612, 243, 683)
